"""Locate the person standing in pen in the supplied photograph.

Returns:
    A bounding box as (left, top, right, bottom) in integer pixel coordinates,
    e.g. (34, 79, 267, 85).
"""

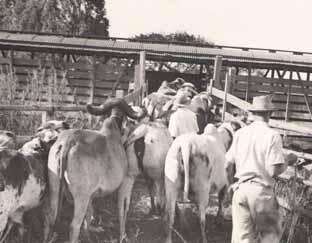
(168, 92, 199, 140)
(225, 94, 298, 243)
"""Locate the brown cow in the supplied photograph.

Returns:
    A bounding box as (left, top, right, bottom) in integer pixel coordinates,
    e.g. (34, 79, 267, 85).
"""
(44, 98, 145, 243)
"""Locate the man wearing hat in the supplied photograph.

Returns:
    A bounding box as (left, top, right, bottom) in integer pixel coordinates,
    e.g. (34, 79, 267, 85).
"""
(225, 95, 297, 243)
(168, 92, 199, 139)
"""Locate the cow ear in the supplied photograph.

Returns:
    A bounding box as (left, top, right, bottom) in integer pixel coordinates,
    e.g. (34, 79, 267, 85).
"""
(5, 131, 15, 138)
(62, 122, 70, 129)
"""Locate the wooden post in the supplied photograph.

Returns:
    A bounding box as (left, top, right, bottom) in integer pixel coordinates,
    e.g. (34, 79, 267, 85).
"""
(89, 56, 96, 104)
(208, 55, 222, 93)
(139, 51, 146, 102)
(134, 51, 146, 105)
(285, 84, 291, 122)
(222, 68, 235, 121)
(270, 69, 275, 94)
(42, 53, 54, 124)
(245, 66, 251, 101)
(87, 56, 96, 127)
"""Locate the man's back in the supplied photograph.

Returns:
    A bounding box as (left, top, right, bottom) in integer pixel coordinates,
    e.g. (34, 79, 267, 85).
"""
(168, 107, 199, 138)
(227, 121, 285, 187)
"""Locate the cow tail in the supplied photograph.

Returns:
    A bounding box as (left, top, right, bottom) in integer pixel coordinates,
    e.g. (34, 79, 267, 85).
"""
(54, 135, 76, 225)
(181, 143, 191, 201)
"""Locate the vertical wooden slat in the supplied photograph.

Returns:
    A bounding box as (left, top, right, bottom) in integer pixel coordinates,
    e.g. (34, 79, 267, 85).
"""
(88, 56, 96, 127)
(270, 69, 275, 94)
(222, 68, 235, 121)
(139, 51, 146, 101)
(285, 84, 291, 122)
(89, 56, 95, 104)
(297, 71, 312, 120)
(134, 51, 146, 105)
(42, 53, 54, 123)
(208, 55, 222, 93)
(245, 66, 251, 101)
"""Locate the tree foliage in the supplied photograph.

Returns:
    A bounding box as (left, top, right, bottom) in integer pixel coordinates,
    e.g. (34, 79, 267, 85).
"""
(134, 32, 214, 74)
(134, 31, 214, 46)
(0, 0, 109, 37)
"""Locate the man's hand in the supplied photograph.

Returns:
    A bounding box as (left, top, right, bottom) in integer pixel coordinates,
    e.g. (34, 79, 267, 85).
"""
(285, 153, 298, 166)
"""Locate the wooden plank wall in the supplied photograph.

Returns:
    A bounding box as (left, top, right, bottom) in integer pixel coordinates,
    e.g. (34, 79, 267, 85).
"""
(231, 74, 312, 121)
(0, 56, 131, 106)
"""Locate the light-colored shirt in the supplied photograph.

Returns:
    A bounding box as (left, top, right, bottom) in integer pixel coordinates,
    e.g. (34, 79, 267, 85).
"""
(168, 106, 199, 138)
(226, 121, 285, 186)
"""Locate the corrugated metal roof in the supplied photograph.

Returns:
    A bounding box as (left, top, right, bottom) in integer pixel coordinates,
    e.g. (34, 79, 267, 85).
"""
(1, 30, 312, 69)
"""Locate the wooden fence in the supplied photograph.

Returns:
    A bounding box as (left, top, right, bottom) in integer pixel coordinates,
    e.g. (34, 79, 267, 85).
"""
(0, 55, 132, 106)
(231, 75, 312, 120)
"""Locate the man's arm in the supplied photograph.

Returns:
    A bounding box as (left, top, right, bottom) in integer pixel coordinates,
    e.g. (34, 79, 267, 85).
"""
(266, 134, 298, 177)
(225, 135, 237, 184)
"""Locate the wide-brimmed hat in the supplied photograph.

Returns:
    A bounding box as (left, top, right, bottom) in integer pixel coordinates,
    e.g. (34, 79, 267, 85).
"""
(248, 95, 277, 112)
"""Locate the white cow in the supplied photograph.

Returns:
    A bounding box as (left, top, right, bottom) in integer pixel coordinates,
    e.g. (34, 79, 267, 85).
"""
(164, 122, 241, 243)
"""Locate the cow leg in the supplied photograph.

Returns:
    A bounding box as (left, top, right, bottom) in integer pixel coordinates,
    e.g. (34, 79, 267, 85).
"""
(118, 176, 135, 243)
(0, 220, 14, 243)
(146, 177, 156, 214)
(164, 176, 179, 243)
(81, 198, 96, 241)
(198, 190, 210, 243)
(216, 185, 226, 223)
(68, 195, 90, 243)
(43, 173, 62, 243)
(154, 179, 165, 215)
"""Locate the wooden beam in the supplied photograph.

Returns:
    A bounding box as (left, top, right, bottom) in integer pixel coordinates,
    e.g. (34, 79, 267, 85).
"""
(283, 148, 312, 161)
(89, 56, 95, 104)
(285, 84, 292, 122)
(133, 51, 146, 104)
(222, 68, 235, 121)
(263, 69, 270, 78)
(210, 87, 312, 135)
(245, 66, 251, 101)
(270, 68, 275, 93)
(209, 55, 222, 93)
(0, 105, 87, 112)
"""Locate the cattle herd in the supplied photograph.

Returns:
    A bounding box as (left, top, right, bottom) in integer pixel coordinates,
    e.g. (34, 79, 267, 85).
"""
(0, 78, 245, 243)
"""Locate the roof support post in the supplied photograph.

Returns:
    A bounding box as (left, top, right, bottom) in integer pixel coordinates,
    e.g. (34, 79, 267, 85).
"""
(222, 68, 235, 121)
(134, 51, 146, 105)
(208, 55, 222, 93)
(245, 65, 251, 101)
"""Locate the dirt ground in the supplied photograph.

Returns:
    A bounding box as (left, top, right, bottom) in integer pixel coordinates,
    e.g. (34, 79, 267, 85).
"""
(50, 176, 232, 243)
(7, 175, 310, 243)
(6, 176, 232, 243)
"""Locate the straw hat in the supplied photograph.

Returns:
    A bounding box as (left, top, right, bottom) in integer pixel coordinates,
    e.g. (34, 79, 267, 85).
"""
(248, 95, 277, 112)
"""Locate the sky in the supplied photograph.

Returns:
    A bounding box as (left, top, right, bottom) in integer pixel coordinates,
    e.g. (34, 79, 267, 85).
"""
(106, 0, 312, 52)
